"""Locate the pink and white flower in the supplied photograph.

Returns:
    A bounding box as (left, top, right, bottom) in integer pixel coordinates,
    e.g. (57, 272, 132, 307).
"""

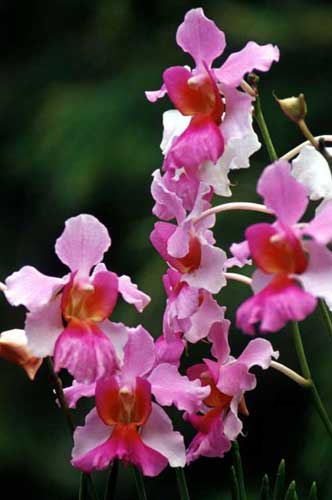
(150, 183, 227, 294)
(162, 268, 229, 344)
(185, 323, 278, 463)
(146, 8, 279, 197)
(4, 214, 150, 383)
(71, 326, 209, 475)
(0, 329, 42, 380)
(234, 161, 332, 333)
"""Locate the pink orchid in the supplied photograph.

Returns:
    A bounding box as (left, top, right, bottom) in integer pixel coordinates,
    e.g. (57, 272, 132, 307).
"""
(146, 8, 279, 176)
(150, 183, 226, 294)
(65, 325, 208, 413)
(185, 322, 278, 463)
(4, 214, 150, 383)
(162, 268, 230, 344)
(234, 161, 332, 334)
(0, 329, 42, 380)
(71, 326, 209, 476)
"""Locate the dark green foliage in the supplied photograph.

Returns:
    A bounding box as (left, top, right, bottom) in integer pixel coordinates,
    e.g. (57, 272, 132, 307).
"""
(308, 482, 318, 500)
(260, 474, 271, 500)
(273, 460, 286, 500)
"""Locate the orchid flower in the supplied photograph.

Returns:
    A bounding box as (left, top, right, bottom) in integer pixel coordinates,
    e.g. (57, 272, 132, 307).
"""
(185, 322, 278, 463)
(71, 326, 209, 475)
(150, 182, 226, 294)
(4, 214, 150, 383)
(234, 161, 332, 333)
(0, 329, 42, 380)
(146, 8, 279, 199)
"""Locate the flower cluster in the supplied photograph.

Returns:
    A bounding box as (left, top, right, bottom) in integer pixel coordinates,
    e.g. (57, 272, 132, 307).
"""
(2, 6, 332, 488)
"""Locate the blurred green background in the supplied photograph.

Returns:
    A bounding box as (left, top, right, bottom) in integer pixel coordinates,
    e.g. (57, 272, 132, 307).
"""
(0, 0, 331, 498)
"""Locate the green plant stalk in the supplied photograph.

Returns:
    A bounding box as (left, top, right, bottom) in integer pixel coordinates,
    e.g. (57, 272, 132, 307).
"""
(292, 322, 332, 440)
(232, 441, 247, 500)
(133, 467, 148, 500)
(272, 459, 285, 500)
(104, 461, 119, 500)
(254, 93, 278, 162)
(260, 474, 270, 500)
(231, 465, 241, 500)
(175, 468, 191, 500)
(45, 357, 99, 500)
(318, 299, 332, 339)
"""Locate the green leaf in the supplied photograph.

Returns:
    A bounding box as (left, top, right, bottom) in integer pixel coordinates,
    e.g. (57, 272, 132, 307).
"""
(284, 481, 298, 500)
(230, 465, 241, 500)
(308, 481, 318, 500)
(104, 461, 119, 500)
(79, 473, 89, 500)
(273, 459, 286, 500)
(260, 474, 271, 500)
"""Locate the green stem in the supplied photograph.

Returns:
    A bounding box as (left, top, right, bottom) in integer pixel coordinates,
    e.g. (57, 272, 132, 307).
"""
(104, 461, 119, 500)
(254, 93, 278, 162)
(133, 467, 148, 500)
(318, 299, 332, 339)
(232, 441, 247, 500)
(45, 357, 99, 500)
(46, 356, 74, 434)
(175, 468, 191, 500)
(291, 322, 332, 440)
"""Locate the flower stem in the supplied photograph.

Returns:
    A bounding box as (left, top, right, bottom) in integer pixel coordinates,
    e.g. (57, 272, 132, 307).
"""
(318, 299, 332, 339)
(46, 356, 74, 434)
(133, 467, 148, 500)
(224, 273, 252, 287)
(175, 468, 191, 500)
(254, 93, 278, 162)
(291, 321, 332, 439)
(45, 357, 99, 500)
(270, 361, 311, 387)
(104, 460, 119, 500)
(194, 202, 273, 224)
(232, 441, 247, 500)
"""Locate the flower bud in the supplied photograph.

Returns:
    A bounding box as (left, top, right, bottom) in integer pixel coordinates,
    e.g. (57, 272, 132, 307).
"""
(274, 92, 307, 123)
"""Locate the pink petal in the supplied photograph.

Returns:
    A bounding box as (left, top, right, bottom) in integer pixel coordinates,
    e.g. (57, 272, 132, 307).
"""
(208, 320, 231, 363)
(54, 321, 119, 383)
(64, 381, 96, 408)
(257, 161, 308, 225)
(151, 169, 187, 224)
(5, 266, 66, 310)
(297, 240, 332, 305)
(236, 278, 316, 334)
(185, 292, 227, 343)
(304, 201, 332, 245)
(72, 408, 112, 466)
(73, 411, 168, 476)
(176, 8, 226, 69)
(55, 214, 111, 275)
(148, 363, 210, 413)
(182, 243, 226, 294)
(118, 275, 150, 312)
(186, 411, 231, 463)
(145, 84, 167, 103)
(150, 221, 176, 263)
(121, 326, 156, 382)
(167, 223, 191, 258)
(217, 363, 256, 395)
(164, 118, 224, 170)
(237, 338, 279, 369)
(140, 402, 186, 468)
(224, 397, 243, 440)
(154, 335, 185, 367)
(225, 240, 251, 269)
(215, 41, 279, 87)
(99, 320, 130, 363)
(25, 295, 63, 357)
